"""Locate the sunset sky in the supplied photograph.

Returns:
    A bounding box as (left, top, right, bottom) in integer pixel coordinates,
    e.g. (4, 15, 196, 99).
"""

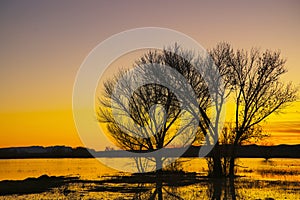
(0, 0, 299, 149)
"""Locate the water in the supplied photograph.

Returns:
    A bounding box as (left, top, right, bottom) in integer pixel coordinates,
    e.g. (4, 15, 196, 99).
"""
(0, 158, 118, 181)
(0, 158, 299, 199)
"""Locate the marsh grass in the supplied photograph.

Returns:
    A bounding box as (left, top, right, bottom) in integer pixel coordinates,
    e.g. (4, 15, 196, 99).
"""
(0, 173, 299, 199)
(258, 168, 300, 176)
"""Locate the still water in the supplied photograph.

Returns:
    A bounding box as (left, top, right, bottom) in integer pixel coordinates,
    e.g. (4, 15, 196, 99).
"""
(0, 158, 299, 199)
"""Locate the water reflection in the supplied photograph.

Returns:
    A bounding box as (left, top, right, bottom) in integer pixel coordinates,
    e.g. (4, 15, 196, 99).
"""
(1, 173, 299, 199)
(0, 158, 299, 199)
(88, 172, 239, 200)
(87, 174, 299, 199)
(88, 172, 199, 199)
(127, 175, 188, 200)
(207, 178, 237, 200)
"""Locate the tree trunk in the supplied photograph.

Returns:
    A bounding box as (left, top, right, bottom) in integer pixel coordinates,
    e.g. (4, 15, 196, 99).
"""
(229, 141, 238, 177)
(211, 179, 222, 200)
(155, 156, 163, 173)
(229, 177, 236, 200)
(155, 156, 163, 200)
(156, 177, 163, 200)
(211, 143, 223, 178)
(229, 157, 235, 177)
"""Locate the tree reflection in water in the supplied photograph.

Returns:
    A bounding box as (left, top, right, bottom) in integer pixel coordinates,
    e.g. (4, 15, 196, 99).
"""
(207, 178, 237, 200)
(3, 172, 297, 199)
(97, 172, 238, 200)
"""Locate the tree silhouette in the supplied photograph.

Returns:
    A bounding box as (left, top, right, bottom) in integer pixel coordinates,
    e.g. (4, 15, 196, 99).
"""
(98, 46, 208, 172)
(219, 43, 298, 177)
(161, 45, 230, 177)
(99, 44, 234, 177)
(205, 43, 236, 177)
(98, 42, 297, 179)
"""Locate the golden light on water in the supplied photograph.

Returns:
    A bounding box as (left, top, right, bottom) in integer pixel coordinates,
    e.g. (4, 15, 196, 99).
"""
(0, 158, 299, 199)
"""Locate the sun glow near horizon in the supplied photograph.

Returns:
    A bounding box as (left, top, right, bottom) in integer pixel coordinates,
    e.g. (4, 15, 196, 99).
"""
(0, 1, 299, 149)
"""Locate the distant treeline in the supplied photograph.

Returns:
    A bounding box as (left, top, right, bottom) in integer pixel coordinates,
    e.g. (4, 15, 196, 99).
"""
(184, 145, 300, 159)
(0, 145, 299, 159)
(0, 146, 94, 159)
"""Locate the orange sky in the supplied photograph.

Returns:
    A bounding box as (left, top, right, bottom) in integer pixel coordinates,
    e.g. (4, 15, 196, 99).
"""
(0, 0, 299, 149)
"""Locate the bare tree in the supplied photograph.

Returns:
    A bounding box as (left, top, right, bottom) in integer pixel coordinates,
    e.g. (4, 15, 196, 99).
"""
(205, 42, 297, 177)
(98, 43, 297, 179)
(161, 44, 232, 178)
(204, 43, 236, 177)
(98, 44, 234, 177)
(222, 44, 298, 177)
(98, 46, 207, 172)
(135, 45, 231, 178)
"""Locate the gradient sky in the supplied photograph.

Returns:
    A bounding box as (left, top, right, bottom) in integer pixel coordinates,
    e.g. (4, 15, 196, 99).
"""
(0, 0, 299, 149)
